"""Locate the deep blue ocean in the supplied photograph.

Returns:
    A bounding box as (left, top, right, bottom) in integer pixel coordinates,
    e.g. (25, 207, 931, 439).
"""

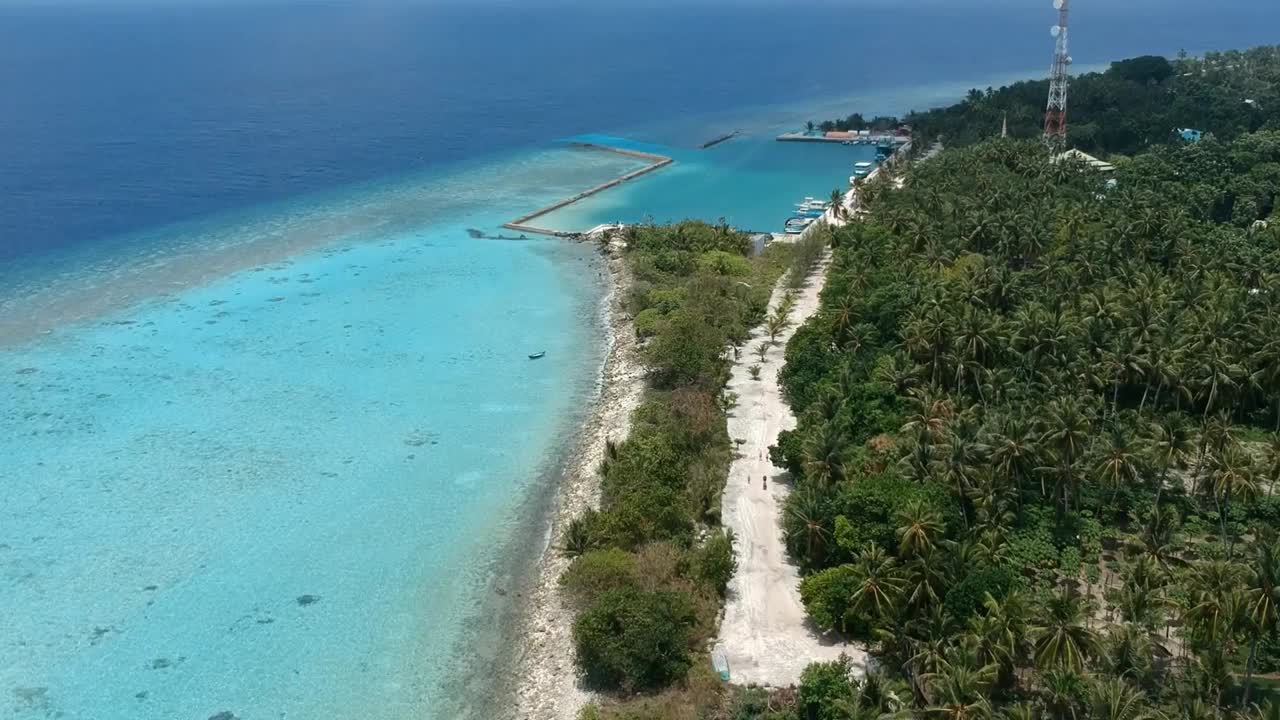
(0, 1, 1276, 719)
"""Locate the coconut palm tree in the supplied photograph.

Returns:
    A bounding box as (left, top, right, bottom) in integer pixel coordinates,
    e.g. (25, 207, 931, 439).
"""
(966, 591, 1029, 690)
(989, 412, 1038, 507)
(1208, 443, 1258, 556)
(803, 423, 849, 489)
(1040, 396, 1091, 515)
(1182, 559, 1246, 646)
(785, 489, 831, 567)
(1038, 668, 1087, 720)
(1029, 589, 1099, 672)
(1087, 677, 1155, 720)
(897, 498, 945, 559)
(1093, 425, 1144, 505)
(851, 545, 906, 621)
(830, 188, 848, 221)
(1243, 528, 1280, 705)
(922, 652, 998, 720)
(1146, 413, 1193, 504)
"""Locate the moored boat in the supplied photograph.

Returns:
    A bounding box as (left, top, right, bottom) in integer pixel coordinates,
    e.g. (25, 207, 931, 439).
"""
(528, 351, 546, 360)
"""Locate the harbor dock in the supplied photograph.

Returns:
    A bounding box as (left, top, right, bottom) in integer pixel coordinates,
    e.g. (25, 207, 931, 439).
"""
(776, 131, 910, 145)
(503, 143, 673, 237)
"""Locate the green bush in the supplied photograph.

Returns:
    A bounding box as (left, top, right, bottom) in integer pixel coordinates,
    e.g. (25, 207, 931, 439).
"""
(799, 564, 863, 635)
(645, 310, 728, 391)
(697, 529, 737, 596)
(633, 308, 663, 339)
(770, 428, 806, 477)
(573, 589, 697, 691)
(698, 250, 751, 277)
(943, 565, 1018, 622)
(561, 548, 639, 604)
(797, 655, 859, 720)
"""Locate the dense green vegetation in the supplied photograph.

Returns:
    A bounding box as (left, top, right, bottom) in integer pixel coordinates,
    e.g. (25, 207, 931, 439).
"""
(728, 115, 1280, 717)
(907, 47, 1280, 155)
(566, 220, 834, 717)
(812, 47, 1280, 157)
(564, 45, 1280, 720)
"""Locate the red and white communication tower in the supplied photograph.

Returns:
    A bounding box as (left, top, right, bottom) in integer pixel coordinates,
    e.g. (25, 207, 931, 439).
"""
(1044, 0, 1072, 143)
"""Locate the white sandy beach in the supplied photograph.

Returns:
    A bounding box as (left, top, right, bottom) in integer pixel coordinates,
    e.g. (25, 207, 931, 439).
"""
(507, 241, 646, 720)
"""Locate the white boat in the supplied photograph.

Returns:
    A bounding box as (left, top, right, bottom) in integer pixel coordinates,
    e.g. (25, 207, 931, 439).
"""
(784, 217, 815, 233)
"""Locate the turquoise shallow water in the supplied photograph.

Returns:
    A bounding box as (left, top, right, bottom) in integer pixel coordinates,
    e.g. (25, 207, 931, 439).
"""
(0, 134, 871, 719)
(0, 147, 636, 720)
(539, 134, 880, 233)
(0, 128, 888, 719)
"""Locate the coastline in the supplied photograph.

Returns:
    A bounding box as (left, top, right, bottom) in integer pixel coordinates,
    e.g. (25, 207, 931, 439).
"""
(506, 238, 646, 720)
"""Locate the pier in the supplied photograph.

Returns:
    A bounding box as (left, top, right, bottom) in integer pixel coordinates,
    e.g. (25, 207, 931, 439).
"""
(502, 143, 673, 237)
(776, 131, 910, 145)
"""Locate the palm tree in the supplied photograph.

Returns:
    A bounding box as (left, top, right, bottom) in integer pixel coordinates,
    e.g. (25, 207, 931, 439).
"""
(785, 489, 831, 567)
(830, 188, 848, 221)
(1132, 504, 1183, 570)
(902, 387, 954, 441)
(850, 545, 906, 623)
(1208, 443, 1258, 556)
(1189, 345, 1244, 419)
(903, 550, 948, 612)
(922, 654, 998, 720)
(1040, 396, 1091, 515)
(1098, 624, 1158, 687)
(1087, 678, 1155, 720)
(990, 412, 1038, 507)
(1038, 668, 1087, 720)
(1243, 528, 1280, 705)
(1265, 433, 1280, 497)
(1029, 589, 1099, 672)
(1093, 425, 1143, 505)
(897, 499, 945, 558)
(966, 591, 1029, 689)
(1146, 413, 1193, 504)
(908, 605, 961, 693)
(803, 423, 849, 489)
(559, 514, 596, 558)
(1182, 559, 1246, 646)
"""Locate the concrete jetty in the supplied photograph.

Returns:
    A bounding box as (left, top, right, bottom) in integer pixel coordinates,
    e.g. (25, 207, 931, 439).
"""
(776, 131, 910, 145)
(502, 143, 673, 237)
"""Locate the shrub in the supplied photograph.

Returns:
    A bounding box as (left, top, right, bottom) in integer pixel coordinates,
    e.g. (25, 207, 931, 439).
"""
(646, 310, 728, 390)
(561, 548, 638, 604)
(573, 589, 697, 691)
(799, 564, 862, 635)
(594, 484, 694, 549)
(697, 529, 737, 596)
(634, 308, 664, 338)
(797, 655, 859, 720)
(944, 566, 1018, 622)
(770, 429, 806, 477)
(698, 250, 751, 277)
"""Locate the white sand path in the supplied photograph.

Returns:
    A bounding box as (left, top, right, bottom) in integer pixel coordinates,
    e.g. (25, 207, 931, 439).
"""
(716, 236, 866, 687)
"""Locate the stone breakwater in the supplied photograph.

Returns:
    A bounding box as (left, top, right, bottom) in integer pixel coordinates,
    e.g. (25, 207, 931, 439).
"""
(503, 144, 673, 237)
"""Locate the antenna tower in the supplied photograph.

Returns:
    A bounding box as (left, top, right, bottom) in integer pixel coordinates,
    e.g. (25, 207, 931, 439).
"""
(1044, 0, 1071, 144)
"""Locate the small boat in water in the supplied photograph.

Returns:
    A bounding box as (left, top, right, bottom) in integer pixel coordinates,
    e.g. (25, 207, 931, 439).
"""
(528, 351, 546, 360)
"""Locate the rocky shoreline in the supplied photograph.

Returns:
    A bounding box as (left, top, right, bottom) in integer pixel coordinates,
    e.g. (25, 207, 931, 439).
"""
(505, 239, 646, 720)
